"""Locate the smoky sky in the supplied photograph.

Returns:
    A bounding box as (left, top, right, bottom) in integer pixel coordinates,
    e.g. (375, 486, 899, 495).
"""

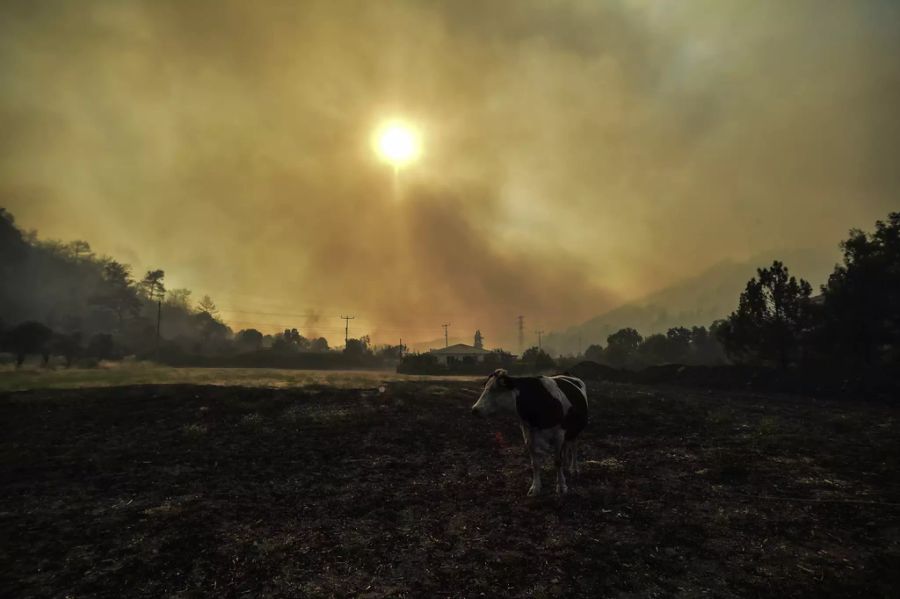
(2, 0, 899, 347)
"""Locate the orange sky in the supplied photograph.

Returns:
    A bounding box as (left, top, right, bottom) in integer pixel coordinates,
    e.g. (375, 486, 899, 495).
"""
(2, 1, 899, 348)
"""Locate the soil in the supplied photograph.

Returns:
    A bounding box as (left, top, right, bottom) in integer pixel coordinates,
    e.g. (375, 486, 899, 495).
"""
(2, 380, 899, 598)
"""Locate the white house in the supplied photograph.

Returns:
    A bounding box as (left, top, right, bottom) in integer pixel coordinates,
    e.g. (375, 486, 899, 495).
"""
(428, 343, 493, 365)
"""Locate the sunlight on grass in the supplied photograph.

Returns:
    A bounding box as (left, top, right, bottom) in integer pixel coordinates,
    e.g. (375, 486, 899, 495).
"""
(0, 362, 479, 392)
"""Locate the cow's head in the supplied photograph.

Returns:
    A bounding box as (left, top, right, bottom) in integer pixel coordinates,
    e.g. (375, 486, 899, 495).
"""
(471, 369, 517, 417)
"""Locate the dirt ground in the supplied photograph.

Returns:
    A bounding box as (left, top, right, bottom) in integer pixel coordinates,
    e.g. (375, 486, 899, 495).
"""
(2, 379, 899, 598)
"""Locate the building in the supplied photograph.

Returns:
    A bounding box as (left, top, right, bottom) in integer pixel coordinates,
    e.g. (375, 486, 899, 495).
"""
(428, 343, 492, 366)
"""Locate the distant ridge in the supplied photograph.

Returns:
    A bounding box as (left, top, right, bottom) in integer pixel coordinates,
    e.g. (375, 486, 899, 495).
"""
(544, 247, 839, 355)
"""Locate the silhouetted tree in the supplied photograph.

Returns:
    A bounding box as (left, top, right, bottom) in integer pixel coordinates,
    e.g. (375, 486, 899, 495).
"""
(638, 333, 670, 365)
(584, 343, 604, 363)
(820, 212, 900, 367)
(66, 240, 92, 261)
(521, 346, 556, 370)
(86, 333, 115, 360)
(666, 327, 692, 362)
(717, 261, 813, 369)
(197, 294, 218, 318)
(606, 328, 643, 368)
(91, 261, 141, 327)
(3, 321, 54, 366)
(310, 337, 330, 352)
(166, 288, 193, 311)
(690, 325, 726, 365)
(235, 328, 264, 351)
(50, 332, 82, 367)
(142, 269, 166, 302)
(142, 269, 165, 357)
(343, 336, 371, 356)
(377, 344, 404, 360)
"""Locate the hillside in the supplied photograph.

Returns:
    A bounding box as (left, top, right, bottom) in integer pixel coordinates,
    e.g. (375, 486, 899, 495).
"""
(545, 247, 839, 355)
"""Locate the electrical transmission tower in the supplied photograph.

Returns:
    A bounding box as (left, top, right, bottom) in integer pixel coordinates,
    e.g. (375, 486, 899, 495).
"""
(535, 330, 544, 350)
(441, 323, 450, 348)
(517, 315, 524, 353)
(340, 315, 355, 344)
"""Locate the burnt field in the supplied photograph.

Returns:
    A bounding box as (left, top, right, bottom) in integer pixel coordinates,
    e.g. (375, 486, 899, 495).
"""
(2, 379, 899, 598)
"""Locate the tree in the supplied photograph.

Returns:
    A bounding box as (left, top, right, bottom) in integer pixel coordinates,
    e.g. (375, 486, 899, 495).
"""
(142, 269, 166, 302)
(310, 337, 330, 352)
(606, 328, 643, 368)
(690, 325, 726, 365)
(66, 240, 93, 261)
(235, 328, 264, 351)
(50, 332, 82, 368)
(637, 334, 669, 365)
(473, 329, 484, 349)
(190, 311, 232, 355)
(343, 336, 371, 356)
(521, 346, 556, 370)
(2, 321, 54, 366)
(377, 344, 404, 360)
(665, 327, 692, 362)
(197, 294, 218, 318)
(91, 261, 141, 327)
(166, 288, 193, 311)
(820, 212, 900, 367)
(717, 261, 813, 369)
(85, 333, 116, 360)
(584, 343, 604, 363)
(272, 328, 311, 352)
(142, 269, 165, 357)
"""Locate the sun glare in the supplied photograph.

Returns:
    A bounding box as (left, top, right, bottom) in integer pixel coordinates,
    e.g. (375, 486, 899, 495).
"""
(374, 121, 421, 167)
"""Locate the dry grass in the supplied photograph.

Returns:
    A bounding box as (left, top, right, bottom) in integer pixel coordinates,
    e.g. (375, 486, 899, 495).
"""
(1, 380, 899, 597)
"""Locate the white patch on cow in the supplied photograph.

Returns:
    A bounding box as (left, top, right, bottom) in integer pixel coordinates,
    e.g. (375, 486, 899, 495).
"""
(539, 377, 572, 416)
(471, 370, 518, 416)
(553, 375, 588, 402)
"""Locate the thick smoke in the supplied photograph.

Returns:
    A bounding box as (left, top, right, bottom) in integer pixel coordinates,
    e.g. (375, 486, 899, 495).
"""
(2, 1, 898, 347)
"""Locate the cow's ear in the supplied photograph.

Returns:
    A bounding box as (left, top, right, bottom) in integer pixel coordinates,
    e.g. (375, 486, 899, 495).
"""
(497, 374, 514, 389)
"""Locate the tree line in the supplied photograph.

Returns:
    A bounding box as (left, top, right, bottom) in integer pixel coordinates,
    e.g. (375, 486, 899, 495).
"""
(574, 212, 899, 377)
(0, 208, 402, 368)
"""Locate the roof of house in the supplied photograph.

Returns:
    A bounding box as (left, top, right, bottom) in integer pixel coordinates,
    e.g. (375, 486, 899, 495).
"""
(428, 343, 492, 356)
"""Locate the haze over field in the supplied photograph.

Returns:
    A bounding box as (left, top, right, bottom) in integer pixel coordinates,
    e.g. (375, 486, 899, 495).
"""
(2, 1, 898, 348)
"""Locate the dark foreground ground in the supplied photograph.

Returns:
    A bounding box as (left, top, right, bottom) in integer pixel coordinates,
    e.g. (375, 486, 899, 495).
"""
(2, 380, 899, 598)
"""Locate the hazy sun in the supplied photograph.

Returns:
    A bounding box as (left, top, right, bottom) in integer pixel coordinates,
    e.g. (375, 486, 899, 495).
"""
(374, 120, 421, 167)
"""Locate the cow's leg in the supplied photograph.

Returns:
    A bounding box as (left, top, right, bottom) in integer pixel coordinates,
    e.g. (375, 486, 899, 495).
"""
(527, 447, 542, 496)
(523, 427, 543, 496)
(572, 440, 580, 476)
(554, 430, 568, 495)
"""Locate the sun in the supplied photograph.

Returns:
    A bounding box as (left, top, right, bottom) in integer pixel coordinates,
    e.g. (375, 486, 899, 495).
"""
(374, 120, 421, 167)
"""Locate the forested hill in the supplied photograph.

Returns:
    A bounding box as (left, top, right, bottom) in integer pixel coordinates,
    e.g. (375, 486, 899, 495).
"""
(545, 247, 838, 355)
(0, 207, 230, 358)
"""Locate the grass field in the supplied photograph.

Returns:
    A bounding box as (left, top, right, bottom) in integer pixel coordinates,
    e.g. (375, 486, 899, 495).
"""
(2, 376, 899, 597)
(0, 363, 475, 393)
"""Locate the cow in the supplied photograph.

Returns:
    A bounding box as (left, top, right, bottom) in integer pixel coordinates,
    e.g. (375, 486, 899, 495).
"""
(471, 369, 588, 496)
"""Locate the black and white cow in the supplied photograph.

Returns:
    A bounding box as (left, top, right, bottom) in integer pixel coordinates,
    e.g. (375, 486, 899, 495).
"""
(471, 369, 588, 496)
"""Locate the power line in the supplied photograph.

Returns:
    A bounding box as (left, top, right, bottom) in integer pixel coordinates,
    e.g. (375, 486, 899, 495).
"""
(517, 315, 524, 353)
(340, 315, 355, 345)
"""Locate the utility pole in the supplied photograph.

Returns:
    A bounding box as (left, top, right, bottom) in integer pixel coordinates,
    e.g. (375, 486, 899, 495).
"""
(340, 315, 355, 345)
(517, 315, 524, 353)
(399, 338, 403, 357)
(441, 323, 450, 348)
(535, 330, 544, 350)
(155, 298, 161, 361)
